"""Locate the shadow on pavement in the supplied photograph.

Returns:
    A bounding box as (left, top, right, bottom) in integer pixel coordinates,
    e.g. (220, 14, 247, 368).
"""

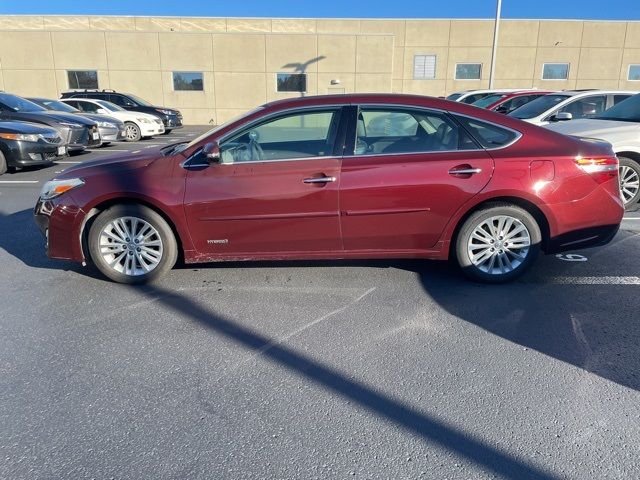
(137, 282, 562, 480)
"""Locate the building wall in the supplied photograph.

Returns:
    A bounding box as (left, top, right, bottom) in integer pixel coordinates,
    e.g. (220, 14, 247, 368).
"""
(0, 16, 639, 124)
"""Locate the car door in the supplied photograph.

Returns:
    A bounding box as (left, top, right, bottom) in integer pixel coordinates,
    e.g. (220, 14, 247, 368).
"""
(183, 106, 347, 257)
(339, 106, 495, 251)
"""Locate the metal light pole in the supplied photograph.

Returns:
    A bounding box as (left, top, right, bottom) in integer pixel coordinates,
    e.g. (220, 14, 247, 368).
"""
(488, 0, 502, 89)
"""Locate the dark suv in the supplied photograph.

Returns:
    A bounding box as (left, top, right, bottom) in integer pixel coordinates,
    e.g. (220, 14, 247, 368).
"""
(61, 90, 183, 134)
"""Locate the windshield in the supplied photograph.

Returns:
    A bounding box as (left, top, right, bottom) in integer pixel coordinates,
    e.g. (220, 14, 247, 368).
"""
(472, 94, 506, 108)
(595, 93, 640, 122)
(509, 94, 570, 119)
(41, 99, 79, 113)
(95, 100, 125, 112)
(172, 106, 266, 155)
(0, 93, 46, 112)
(126, 94, 153, 107)
(446, 93, 462, 101)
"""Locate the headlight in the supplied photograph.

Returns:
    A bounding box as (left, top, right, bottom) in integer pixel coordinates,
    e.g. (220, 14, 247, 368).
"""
(0, 133, 40, 142)
(156, 109, 172, 115)
(97, 121, 116, 128)
(59, 122, 82, 129)
(40, 178, 85, 200)
(136, 117, 152, 123)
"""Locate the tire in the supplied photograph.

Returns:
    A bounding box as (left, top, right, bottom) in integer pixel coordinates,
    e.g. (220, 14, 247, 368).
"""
(618, 157, 640, 208)
(0, 150, 7, 175)
(123, 122, 142, 142)
(88, 204, 178, 284)
(455, 204, 541, 283)
(163, 129, 172, 135)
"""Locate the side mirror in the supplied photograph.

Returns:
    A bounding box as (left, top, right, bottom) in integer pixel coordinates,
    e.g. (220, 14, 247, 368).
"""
(552, 112, 573, 122)
(96, 108, 108, 114)
(203, 142, 220, 163)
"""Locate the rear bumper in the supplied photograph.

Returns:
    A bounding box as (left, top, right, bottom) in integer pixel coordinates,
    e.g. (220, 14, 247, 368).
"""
(544, 178, 624, 253)
(546, 224, 620, 253)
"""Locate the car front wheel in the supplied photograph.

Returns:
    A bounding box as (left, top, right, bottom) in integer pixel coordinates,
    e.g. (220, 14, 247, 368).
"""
(163, 129, 172, 135)
(455, 204, 541, 283)
(88, 204, 177, 284)
(618, 157, 640, 208)
(123, 122, 142, 142)
(0, 151, 7, 175)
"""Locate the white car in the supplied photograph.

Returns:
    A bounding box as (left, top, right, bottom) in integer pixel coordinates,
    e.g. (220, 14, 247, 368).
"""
(509, 90, 636, 126)
(61, 98, 164, 142)
(544, 93, 640, 207)
(446, 88, 525, 104)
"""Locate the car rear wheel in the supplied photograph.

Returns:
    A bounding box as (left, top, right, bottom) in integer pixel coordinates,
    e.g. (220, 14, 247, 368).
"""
(88, 204, 177, 284)
(455, 204, 541, 283)
(618, 157, 640, 208)
(0, 151, 7, 175)
(124, 122, 141, 142)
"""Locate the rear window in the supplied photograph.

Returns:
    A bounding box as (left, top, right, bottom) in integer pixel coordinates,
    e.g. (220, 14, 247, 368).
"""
(454, 115, 520, 148)
(509, 94, 570, 119)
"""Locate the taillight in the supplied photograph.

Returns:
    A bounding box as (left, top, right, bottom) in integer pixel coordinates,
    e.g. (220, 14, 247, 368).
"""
(575, 156, 619, 184)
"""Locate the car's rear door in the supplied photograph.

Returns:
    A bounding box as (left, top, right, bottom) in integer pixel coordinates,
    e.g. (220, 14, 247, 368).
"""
(183, 106, 348, 257)
(339, 105, 495, 251)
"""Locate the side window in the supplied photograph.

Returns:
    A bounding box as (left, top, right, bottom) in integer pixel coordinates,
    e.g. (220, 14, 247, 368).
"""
(613, 94, 631, 105)
(109, 95, 130, 107)
(559, 95, 607, 119)
(454, 115, 520, 149)
(500, 96, 531, 113)
(65, 100, 80, 109)
(78, 101, 99, 113)
(356, 108, 477, 155)
(220, 109, 341, 163)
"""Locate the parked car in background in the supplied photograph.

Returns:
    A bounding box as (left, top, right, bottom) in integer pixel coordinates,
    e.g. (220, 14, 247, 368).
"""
(61, 90, 183, 134)
(544, 93, 640, 208)
(62, 98, 164, 142)
(509, 90, 636, 126)
(27, 97, 125, 146)
(35, 93, 623, 285)
(0, 121, 66, 175)
(446, 88, 526, 104)
(0, 93, 100, 154)
(471, 90, 554, 114)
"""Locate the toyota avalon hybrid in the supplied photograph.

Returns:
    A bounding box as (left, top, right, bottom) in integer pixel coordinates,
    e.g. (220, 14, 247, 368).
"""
(34, 94, 624, 284)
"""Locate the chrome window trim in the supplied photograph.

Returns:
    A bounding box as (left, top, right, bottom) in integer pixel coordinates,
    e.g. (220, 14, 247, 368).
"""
(180, 155, 337, 169)
(350, 104, 522, 158)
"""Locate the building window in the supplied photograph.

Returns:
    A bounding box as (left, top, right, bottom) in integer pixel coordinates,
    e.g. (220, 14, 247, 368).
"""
(455, 63, 482, 80)
(628, 65, 640, 81)
(173, 72, 204, 91)
(542, 63, 569, 80)
(67, 70, 98, 89)
(413, 54, 437, 79)
(276, 73, 306, 93)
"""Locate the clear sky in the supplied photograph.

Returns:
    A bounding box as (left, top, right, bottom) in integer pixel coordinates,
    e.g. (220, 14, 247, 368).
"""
(0, 0, 638, 20)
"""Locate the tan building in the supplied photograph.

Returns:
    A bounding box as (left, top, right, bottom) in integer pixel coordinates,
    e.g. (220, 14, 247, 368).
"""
(0, 15, 639, 124)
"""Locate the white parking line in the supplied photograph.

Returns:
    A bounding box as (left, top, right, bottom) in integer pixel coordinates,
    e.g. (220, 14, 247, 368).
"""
(88, 149, 130, 153)
(551, 276, 640, 285)
(0, 180, 39, 184)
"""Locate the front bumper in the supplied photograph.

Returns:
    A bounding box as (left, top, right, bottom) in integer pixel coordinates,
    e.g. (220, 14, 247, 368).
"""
(1, 139, 66, 167)
(98, 125, 126, 142)
(162, 113, 183, 129)
(140, 121, 165, 136)
(34, 195, 86, 262)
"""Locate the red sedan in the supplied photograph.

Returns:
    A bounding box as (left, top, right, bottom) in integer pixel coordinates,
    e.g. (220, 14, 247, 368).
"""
(472, 90, 554, 114)
(34, 94, 623, 284)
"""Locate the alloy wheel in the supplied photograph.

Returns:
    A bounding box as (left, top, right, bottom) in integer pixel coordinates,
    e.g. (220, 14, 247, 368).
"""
(98, 216, 163, 276)
(125, 124, 139, 141)
(467, 215, 531, 275)
(619, 165, 640, 205)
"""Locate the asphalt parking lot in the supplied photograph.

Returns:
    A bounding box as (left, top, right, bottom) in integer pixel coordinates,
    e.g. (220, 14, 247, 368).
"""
(1, 126, 640, 479)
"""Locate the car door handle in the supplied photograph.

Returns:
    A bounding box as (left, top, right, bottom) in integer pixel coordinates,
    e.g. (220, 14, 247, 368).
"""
(303, 176, 336, 184)
(448, 167, 482, 175)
